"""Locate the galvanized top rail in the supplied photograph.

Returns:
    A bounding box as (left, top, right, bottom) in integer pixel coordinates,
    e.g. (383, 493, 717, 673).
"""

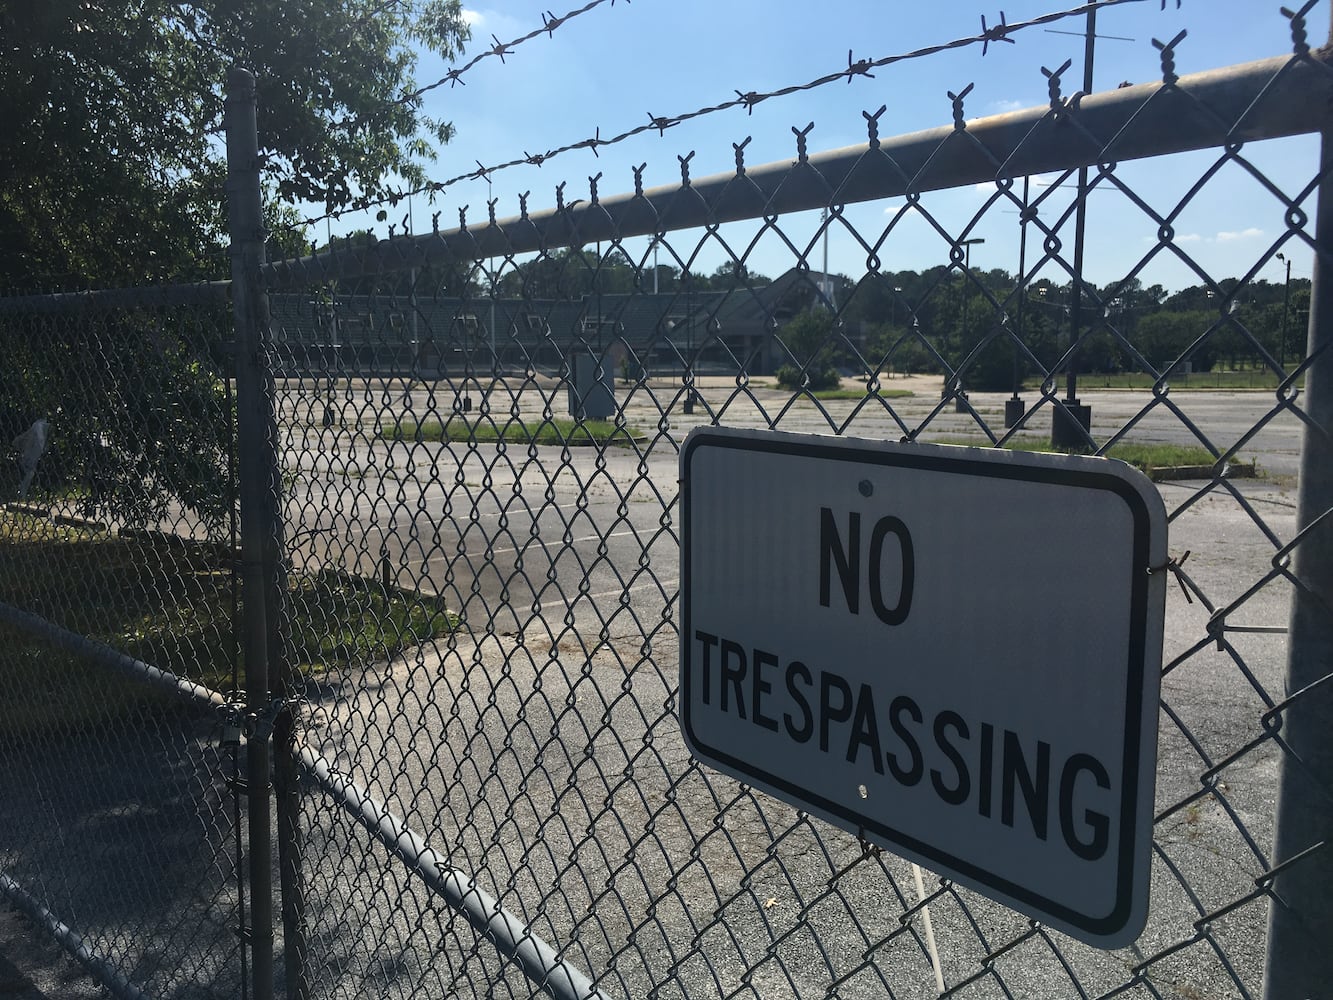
(264, 51, 1332, 288)
(0, 281, 232, 314)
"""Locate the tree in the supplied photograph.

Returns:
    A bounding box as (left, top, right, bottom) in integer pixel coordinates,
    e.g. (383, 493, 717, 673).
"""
(1, 307, 235, 533)
(700, 261, 772, 291)
(1, 1, 469, 531)
(1134, 310, 1220, 372)
(774, 309, 842, 390)
(0, 0, 471, 288)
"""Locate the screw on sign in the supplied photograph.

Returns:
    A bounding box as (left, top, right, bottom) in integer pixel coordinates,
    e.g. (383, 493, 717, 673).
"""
(680, 426, 1167, 947)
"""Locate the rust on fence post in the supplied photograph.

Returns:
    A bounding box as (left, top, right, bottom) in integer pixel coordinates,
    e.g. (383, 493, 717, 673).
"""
(226, 65, 276, 1000)
(1262, 12, 1333, 995)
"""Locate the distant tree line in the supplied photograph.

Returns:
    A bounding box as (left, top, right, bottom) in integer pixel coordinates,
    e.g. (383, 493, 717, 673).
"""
(301, 240, 1311, 393)
(835, 268, 1311, 390)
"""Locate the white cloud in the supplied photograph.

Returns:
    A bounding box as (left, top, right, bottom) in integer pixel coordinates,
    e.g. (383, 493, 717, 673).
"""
(1215, 227, 1264, 242)
(1142, 233, 1201, 244)
(461, 8, 483, 26)
(992, 99, 1025, 114)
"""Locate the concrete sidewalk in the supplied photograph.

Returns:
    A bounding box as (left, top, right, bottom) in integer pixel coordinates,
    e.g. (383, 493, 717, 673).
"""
(0, 904, 104, 1000)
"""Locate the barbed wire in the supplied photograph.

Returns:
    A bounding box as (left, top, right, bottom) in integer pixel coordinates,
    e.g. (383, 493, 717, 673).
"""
(290, 0, 1161, 233)
(331, 0, 632, 132)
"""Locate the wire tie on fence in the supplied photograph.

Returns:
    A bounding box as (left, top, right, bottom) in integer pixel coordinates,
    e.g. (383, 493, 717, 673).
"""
(1282, 2, 1317, 56)
(1043, 58, 1072, 110)
(1148, 550, 1193, 604)
(863, 105, 887, 147)
(1154, 30, 1188, 86)
(949, 83, 974, 129)
(978, 922, 1039, 968)
(792, 122, 814, 163)
(1256, 840, 1328, 890)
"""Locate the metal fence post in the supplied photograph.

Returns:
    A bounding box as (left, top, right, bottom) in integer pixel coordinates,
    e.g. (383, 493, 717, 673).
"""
(226, 66, 276, 1000)
(274, 703, 310, 1000)
(1262, 95, 1333, 1000)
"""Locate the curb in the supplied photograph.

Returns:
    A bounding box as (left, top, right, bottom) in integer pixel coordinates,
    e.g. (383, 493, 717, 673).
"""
(1146, 461, 1257, 482)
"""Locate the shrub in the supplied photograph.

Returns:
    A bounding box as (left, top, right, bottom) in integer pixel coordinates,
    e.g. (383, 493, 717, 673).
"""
(775, 364, 842, 392)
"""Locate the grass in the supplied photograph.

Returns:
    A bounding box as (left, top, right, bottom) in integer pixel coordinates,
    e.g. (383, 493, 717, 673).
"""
(382, 416, 643, 447)
(930, 438, 1241, 474)
(287, 569, 458, 668)
(1098, 442, 1243, 472)
(0, 511, 457, 737)
(1027, 369, 1303, 391)
(812, 387, 915, 401)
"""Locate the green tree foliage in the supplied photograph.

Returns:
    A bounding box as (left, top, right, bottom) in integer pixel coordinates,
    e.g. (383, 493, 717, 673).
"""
(0, 0, 469, 531)
(775, 309, 842, 391)
(1, 307, 233, 532)
(0, 0, 471, 287)
(491, 249, 771, 301)
(844, 266, 1309, 382)
(1133, 310, 1220, 372)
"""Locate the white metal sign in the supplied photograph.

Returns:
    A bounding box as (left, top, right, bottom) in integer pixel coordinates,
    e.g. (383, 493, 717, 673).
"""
(679, 426, 1167, 947)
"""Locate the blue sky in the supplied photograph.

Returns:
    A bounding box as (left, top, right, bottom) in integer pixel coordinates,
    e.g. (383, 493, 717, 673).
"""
(317, 1, 1326, 293)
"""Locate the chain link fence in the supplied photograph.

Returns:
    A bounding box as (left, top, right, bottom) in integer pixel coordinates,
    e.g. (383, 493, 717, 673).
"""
(0, 290, 249, 998)
(1, 6, 1331, 1000)
(259, 13, 1333, 999)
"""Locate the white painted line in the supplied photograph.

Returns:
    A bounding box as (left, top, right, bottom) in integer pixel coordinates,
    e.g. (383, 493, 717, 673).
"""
(530, 579, 681, 615)
(436, 528, 661, 561)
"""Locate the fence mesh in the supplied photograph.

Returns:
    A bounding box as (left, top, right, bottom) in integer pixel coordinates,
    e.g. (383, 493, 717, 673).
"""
(263, 24, 1331, 1000)
(0, 8, 1330, 1000)
(0, 296, 248, 998)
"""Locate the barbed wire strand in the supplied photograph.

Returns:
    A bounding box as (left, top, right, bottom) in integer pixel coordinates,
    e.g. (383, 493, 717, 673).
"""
(331, 0, 632, 132)
(290, 0, 1156, 233)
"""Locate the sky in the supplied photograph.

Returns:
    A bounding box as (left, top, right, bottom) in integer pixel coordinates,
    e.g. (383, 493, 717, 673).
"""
(311, 0, 1327, 294)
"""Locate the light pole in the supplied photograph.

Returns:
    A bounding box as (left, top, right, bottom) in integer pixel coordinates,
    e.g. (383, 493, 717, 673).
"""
(1277, 251, 1293, 370)
(1050, 0, 1100, 450)
(1007, 177, 1032, 428)
(962, 239, 984, 272)
(952, 238, 984, 408)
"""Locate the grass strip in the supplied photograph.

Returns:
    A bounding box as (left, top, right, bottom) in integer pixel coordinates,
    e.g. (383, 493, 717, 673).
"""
(383, 416, 642, 447)
(812, 387, 915, 401)
(0, 512, 457, 737)
(929, 438, 1240, 473)
(1026, 370, 1303, 391)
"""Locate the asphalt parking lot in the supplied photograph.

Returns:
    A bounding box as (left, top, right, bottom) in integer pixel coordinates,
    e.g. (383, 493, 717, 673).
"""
(265, 374, 1303, 998)
(2, 374, 1306, 998)
(277, 374, 1305, 644)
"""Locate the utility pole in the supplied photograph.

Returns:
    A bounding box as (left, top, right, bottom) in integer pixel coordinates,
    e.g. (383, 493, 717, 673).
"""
(1047, 1, 1131, 449)
(1263, 16, 1333, 982)
(1277, 251, 1293, 370)
(1007, 177, 1030, 428)
(955, 238, 984, 410)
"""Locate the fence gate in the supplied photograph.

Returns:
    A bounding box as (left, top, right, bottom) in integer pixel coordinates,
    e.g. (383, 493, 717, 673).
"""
(0, 287, 251, 998)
